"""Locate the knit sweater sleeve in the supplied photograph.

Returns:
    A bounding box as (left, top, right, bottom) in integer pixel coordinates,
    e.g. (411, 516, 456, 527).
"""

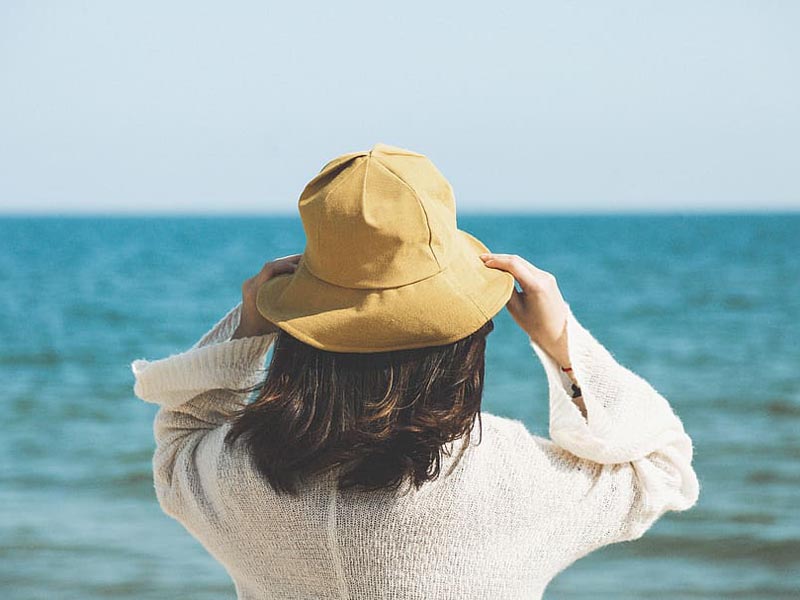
(514, 302, 700, 570)
(130, 302, 276, 518)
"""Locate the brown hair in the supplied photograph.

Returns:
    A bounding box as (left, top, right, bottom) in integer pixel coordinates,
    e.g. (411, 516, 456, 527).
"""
(223, 319, 494, 496)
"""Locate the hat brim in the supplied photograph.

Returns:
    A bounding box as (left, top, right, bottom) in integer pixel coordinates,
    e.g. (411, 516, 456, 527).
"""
(255, 229, 515, 353)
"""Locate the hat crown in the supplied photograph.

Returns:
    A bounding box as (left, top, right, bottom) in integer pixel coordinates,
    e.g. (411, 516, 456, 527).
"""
(298, 143, 459, 289)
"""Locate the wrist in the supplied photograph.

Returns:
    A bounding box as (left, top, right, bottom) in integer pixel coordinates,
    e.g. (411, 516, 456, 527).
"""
(231, 322, 256, 340)
(233, 315, 280, 340)
(233, 301, 278, 338)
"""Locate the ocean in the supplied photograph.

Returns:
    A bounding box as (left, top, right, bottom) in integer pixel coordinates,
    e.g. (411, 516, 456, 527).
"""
(0, 214, 797, 599)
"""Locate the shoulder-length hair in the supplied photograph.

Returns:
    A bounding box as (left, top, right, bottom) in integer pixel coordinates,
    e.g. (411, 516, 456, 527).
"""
(223, 319, 494, 496)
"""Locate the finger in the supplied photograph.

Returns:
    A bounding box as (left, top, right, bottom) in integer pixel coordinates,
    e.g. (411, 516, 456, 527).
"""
(260, 254, 303, 276)
(275, 253, 303, 263)
(268, 261, 299, 278)
(481, 253, 551, 281)
(480, 253, 545, 274)
(266, 253, 302, 266)
(479, 254, 541, 293)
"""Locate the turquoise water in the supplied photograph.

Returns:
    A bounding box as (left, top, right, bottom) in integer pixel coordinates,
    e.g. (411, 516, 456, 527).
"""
(0, 214, 798, 599)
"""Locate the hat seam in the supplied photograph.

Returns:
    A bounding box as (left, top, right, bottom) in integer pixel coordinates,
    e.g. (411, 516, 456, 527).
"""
(318, 151, 368, 175)
(370, 158, 442, 271)
(319, 154, 368, 204)
(314, 155, 370, 265)
(295, 251, 449, 292)
(288, 228, 509, 297)
(441, 261, 493, 325)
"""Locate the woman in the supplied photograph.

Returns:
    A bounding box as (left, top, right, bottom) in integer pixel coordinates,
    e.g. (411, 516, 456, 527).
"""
(132, 143, 700, 599)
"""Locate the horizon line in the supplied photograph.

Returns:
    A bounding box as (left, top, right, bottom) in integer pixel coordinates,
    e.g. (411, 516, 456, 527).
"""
(0, 207, 799, 219)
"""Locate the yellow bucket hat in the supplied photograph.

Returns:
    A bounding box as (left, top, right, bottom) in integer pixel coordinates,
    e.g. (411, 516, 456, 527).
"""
(255, 142, 515, 353)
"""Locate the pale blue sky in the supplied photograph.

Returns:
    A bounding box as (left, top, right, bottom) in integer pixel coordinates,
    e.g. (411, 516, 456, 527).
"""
(1, 1, 798, 214)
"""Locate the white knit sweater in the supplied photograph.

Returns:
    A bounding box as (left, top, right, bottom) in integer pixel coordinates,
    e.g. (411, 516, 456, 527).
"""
(131, 302, 700, 600)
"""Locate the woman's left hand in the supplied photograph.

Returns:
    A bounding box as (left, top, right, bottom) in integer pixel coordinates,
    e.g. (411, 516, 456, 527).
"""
(232, 254, 302, 339)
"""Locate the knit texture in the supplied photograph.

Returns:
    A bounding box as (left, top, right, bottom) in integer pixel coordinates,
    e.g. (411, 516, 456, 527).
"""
(131, 302, 700, 599)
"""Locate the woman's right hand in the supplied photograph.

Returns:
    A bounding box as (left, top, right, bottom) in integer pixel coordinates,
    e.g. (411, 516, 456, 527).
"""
(232, 254, 302, 339)
(479, 253, 572, 367)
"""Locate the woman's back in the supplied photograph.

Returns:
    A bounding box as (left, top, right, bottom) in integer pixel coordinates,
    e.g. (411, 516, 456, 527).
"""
(208, 413, 546, 599)
(132, 300, 699, 600)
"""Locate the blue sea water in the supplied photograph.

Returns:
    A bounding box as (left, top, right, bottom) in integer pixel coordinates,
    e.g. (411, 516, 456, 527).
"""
(0, 214, 798, 599)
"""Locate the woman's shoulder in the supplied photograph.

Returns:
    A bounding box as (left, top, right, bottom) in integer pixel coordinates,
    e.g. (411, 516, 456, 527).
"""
(477, 411, 559, 466)
(479, 411, 528, 437)
(473, 411, 541, 461)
